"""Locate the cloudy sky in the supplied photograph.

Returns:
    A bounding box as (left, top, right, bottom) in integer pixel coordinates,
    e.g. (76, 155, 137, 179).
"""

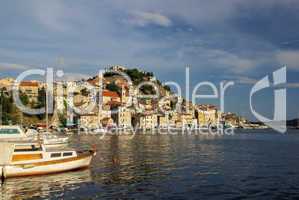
(1, 0, 299, 120)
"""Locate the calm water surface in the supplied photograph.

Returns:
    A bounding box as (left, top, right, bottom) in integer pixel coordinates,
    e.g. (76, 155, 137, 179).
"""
(1, 130, 299, 199)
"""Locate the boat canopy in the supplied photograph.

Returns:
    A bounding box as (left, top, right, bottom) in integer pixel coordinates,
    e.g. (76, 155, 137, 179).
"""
(0, 126, 26, 139)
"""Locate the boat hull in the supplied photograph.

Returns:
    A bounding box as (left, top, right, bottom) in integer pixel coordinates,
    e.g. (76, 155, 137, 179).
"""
(3, 152, 94, 178)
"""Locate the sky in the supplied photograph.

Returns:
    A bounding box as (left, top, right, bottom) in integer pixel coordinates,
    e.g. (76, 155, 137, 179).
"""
(0, 0, 299, 121)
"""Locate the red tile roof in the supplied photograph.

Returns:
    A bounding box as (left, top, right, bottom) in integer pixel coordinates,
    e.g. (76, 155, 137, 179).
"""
(20, 81, 39, 87)
(106, 101, 121, 106)
(102, 90, 120, 98)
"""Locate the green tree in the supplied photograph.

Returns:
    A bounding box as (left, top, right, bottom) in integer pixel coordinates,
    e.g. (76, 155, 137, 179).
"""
(35, 87, 46, 120)
(20, 92, 29, 106)
(163, 85, 171, 92)
(106, 82, 121, 95)
(80, 88, 90, 96)
(140, 85, 156, 95)
(0, 89, 17, 124)
(124, 68, 144, 85)
(58, 113, 67, 127)
(58, 99, 68, 127)
(146, 72, 154, 77)
(37, 87, 46, 108)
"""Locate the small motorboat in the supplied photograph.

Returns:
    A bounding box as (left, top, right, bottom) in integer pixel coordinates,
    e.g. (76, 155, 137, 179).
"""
(0, 142, 96, 179)
(28, 129, 69, 147)
(0, 126, 69, 147)
(93, 127, 109, 135)
(39, 133, 69, 147)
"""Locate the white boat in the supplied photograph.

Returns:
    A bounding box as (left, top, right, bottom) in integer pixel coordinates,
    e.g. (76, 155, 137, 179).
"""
(39, 133, 69, 147)
(0, 142, 96, 179)
(93, 127, 109, 134)
(27, 129, 69, 147)
(0, 125, 27, 139)
(0, 126, 69, 147)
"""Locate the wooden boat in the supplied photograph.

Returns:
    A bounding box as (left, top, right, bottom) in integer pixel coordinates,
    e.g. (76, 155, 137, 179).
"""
(0, 142, 96, 179)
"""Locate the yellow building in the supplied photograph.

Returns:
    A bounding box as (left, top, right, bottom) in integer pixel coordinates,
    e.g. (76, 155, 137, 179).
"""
(168, 112, 180, 127)
(112, 107, 132, 128)
(197, 110, 207, 126)
(0, 78, 14, 90)
(157, 114, 169, 128)
(181, 112, 195, 127)
(175, 120, 183, 128)
(158, 97, 171, 111)
(80, 114, 100, 128)
(196, 105, 219, 126)
(139, 113, 158, 130)
(19, 81, 39, 102)
(102, 90, 121, 104)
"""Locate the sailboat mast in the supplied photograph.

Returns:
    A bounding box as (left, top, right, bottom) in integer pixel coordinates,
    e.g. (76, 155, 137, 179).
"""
(46, 85, 48, 132)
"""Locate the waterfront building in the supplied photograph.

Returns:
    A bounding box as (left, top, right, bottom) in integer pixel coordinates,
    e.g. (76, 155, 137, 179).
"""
(168, 112, 181, 128)
(167, 113, 177, 127)
(181, 112, 195, 128)
(79, 114, 100, 128)
(222, 112, 241, 127)
(196, 104, 219, 126)
(0, 78, 14, 90)
(157, 113, 170, 128)
(139, 112, 158, 130)
(102, 90, 121, 104)
(19, 81, 39, 102)
(111, 106, 133, 128)
(175, 119, 183, 128)
(158, 97, 172, 111)
(196, 109, 207, 126)
(106, 65, 127, 72)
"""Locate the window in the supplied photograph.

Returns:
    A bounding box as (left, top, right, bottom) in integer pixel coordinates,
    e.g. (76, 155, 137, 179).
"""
(0, 128, 20, 134)
(14, 145, 42, 152)
(63, 152, 73, 157)
(51, 153, 61, 158)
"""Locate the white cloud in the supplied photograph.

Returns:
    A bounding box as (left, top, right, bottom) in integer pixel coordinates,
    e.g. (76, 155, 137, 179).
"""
(212, 50, 256, 74)
(56, 72, 91, 82)
(29, 0, 68, 32)
(0, 63, 30, 70)
(286, 83, 299, 88)
(111, 0, 298, 27)
(27, 0, 90, 32)
(126, 11, 172, 27)
(194, 48, 257, 74)
(276, 50, 299, 70)
(235, 76, 258, 85)
(229, 75, 299, 88)
(225, 75, 299, 89)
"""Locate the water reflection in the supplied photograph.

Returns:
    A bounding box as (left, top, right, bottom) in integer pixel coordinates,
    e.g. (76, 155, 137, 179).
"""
(0, 134, 232, 199)
(1, 169, 92, 200)
(72, 134, 229, 197)
(3, 131, 299, 199)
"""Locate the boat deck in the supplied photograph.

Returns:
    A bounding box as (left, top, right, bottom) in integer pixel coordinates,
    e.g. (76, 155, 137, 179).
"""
(45, 146, 75, 152)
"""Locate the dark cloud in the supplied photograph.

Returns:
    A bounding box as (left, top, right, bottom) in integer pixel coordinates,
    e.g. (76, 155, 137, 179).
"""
(231, 1, 299, 49)
(0, 0, 298, 120)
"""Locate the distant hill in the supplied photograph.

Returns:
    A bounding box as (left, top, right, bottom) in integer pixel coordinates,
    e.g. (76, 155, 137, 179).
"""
(248, 119, 299, 129)
(287, 119, 299, 127)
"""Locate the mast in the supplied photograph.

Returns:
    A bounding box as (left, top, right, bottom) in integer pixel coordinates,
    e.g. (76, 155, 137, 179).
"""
(46, 84, 49, 132)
